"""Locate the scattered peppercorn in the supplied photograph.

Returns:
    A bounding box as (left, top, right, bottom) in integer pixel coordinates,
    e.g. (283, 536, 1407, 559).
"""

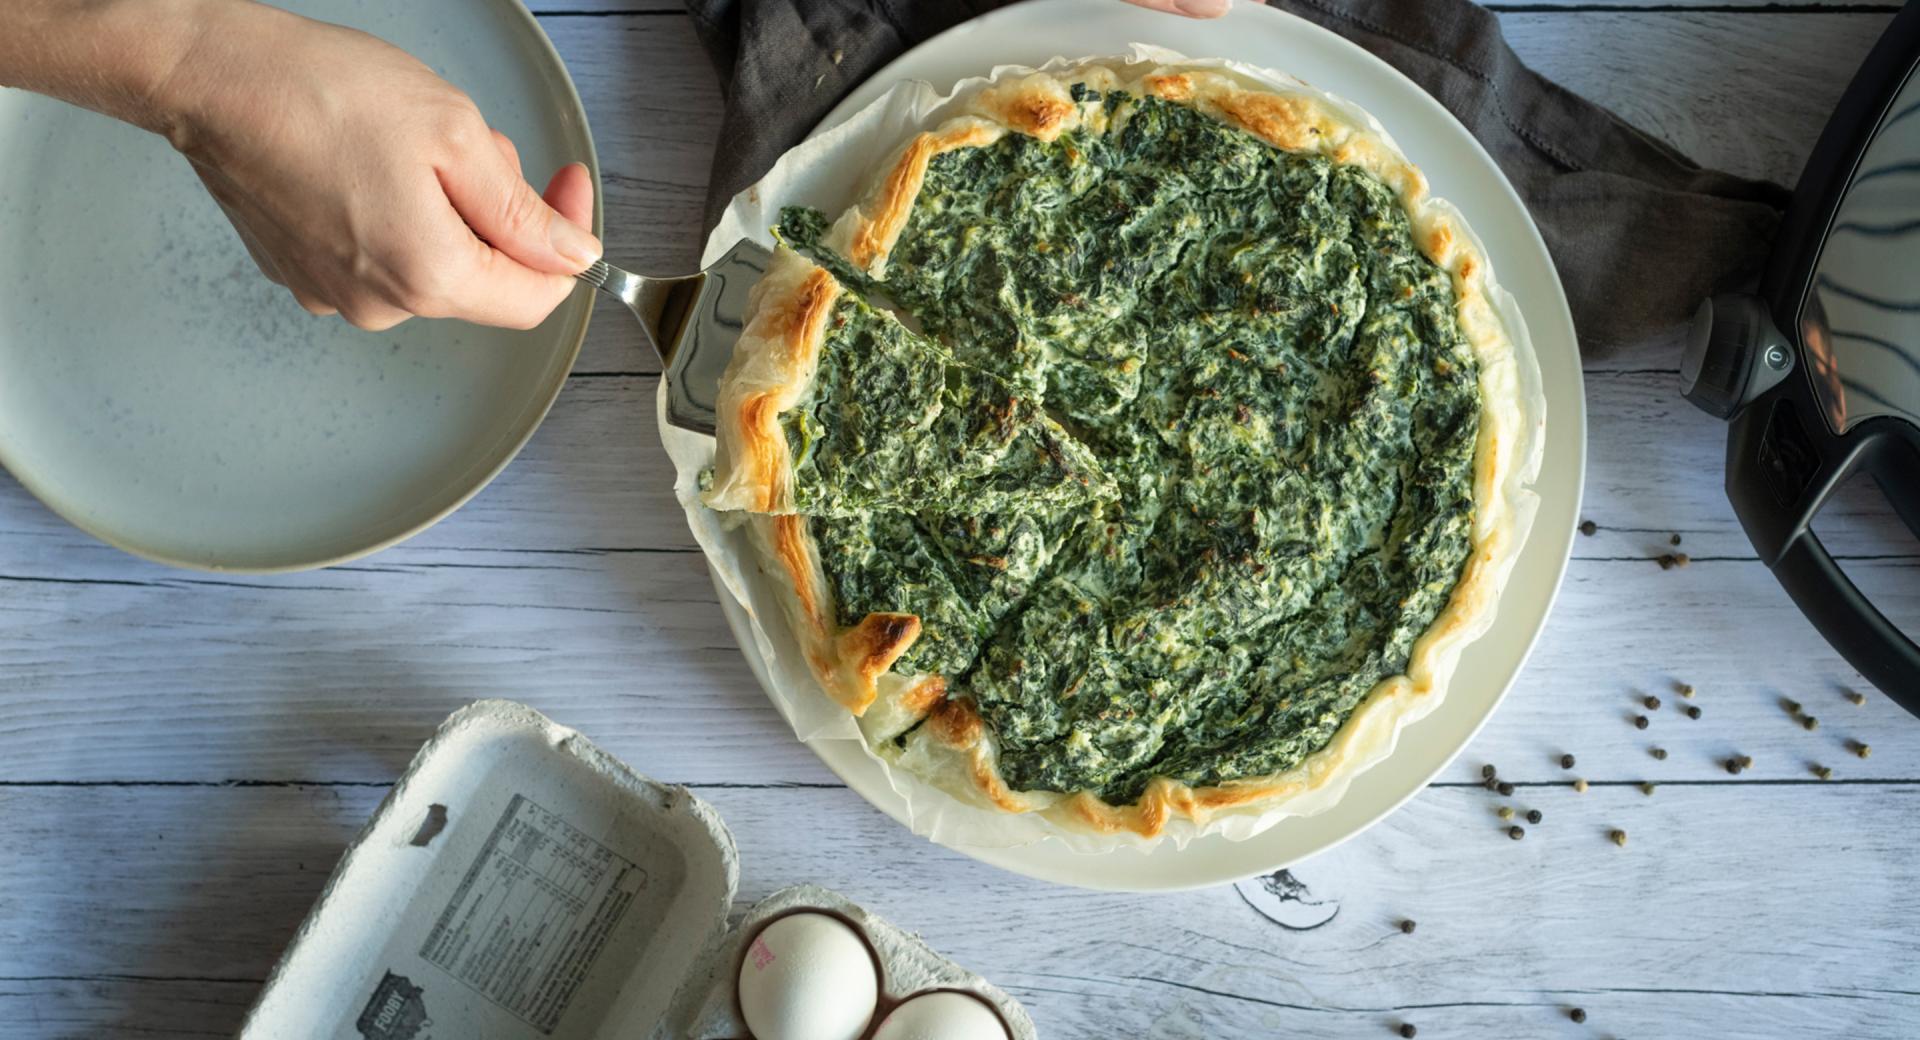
(1633, 714, 1649, 730)
(1560, 753, 1576, 769)
(1658, 554, 1677, 570)
(1498, 806, 1516, 820)
(1802, 715, 1819, 732)
(1848, 690, 1868, 706)
(1725, 758, 1744, 775)
(1400, 1024, 1418, 1039)
(1674, 553, 1691, 568)
(1651, 747, 1668, 760)
(1686, 705, 1702, 719)
(1482, 763, 1497, 780)
(1483, 776, 1499, 792)
(1854, 741, 1873, 760)
(1508, 825, 1526, 840)
(1783, 698, 1801, 714)
(1497, 781, 1515, 796)
(1739, 755, 1754, 769)
(1579, 520, 1597, 536)
(1670, 533, 1682, 546)
(1813, 765, 1833, 781)
(1641, 782, 1657, 795)
(1400, 918, 1417, 935)
(1527, 809, 1543, 824)
(1570, 1007, 1588, 1024)
(1610, 828, 1628, 847)
(1678, 683, 1696, 698)
(1644, 695, 1661, 711)
(1574, 779, 1589, 793)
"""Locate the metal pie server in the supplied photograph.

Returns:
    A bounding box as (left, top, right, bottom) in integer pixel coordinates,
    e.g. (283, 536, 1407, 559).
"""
(575, 238, 772, 435)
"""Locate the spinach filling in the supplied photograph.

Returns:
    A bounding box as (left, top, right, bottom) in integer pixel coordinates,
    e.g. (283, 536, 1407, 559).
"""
(781, 88, 1482, 805)
(785, 290, 1113, 518)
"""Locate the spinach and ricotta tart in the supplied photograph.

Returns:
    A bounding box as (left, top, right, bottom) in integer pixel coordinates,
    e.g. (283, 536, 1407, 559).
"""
(703, 64, 1534, 838)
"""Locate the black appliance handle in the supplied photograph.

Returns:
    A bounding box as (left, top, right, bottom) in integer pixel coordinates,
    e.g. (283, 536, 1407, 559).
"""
(1772, 528, 1920, 709)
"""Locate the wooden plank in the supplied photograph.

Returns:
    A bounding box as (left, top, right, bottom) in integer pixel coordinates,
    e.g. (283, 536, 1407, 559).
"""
(0, 520, 1910, 786)
(4, 782, 1918, 1037)
(0, 978, 258, 1040)
(0, 543, 836, 786)
(1500, 11, 1890, 186)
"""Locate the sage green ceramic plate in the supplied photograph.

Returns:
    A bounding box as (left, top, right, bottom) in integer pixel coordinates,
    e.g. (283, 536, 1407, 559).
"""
(0, 0, 597, 571)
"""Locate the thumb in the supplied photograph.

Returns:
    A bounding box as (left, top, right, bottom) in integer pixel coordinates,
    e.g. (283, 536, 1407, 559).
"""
(440, 132, 601, 275)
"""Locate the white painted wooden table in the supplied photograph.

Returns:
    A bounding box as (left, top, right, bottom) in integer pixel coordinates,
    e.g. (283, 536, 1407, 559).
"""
(4, 2, 1918, 1037)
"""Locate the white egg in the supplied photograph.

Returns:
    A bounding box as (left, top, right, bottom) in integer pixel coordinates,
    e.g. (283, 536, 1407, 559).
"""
(736, 912, 879, 1040)
(870, 991, 1010, 1040)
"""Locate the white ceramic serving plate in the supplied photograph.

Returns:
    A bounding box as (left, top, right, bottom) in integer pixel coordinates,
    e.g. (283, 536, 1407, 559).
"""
(709, 0, 1586, 890)
(0, 0, 597, 572)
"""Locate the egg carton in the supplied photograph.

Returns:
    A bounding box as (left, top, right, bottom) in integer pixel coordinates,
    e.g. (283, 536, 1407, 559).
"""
(681, 884, 1036, 1040)
(235, 700, 1034, 1040)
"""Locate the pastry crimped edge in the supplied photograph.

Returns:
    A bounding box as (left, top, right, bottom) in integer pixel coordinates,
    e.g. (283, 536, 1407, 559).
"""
(697, 247, 926, 714)
(721, 61, 1537, 839)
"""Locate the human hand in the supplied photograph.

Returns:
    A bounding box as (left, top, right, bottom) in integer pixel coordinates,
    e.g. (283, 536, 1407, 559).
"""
(1120, 0, 1263, 17)
(151, 1, 599, 330)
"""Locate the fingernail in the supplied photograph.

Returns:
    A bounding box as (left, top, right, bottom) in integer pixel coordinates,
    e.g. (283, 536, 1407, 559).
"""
(550, 214, 601, 267)
(1173, 0, 1231, 15)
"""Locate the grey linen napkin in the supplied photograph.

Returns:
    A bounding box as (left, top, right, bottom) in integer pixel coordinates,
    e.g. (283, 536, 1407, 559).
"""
(684, 0, 1793, 352)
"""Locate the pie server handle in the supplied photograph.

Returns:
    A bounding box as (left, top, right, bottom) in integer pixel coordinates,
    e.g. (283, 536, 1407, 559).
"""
(576, 238, 774, 436)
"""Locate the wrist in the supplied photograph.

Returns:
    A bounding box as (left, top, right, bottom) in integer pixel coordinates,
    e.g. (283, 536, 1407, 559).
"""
(123, 0, 264, 146)
(0, 0, 238, 131)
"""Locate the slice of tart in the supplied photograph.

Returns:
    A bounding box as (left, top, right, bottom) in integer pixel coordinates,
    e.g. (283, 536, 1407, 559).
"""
(702, 247, 1112, 520)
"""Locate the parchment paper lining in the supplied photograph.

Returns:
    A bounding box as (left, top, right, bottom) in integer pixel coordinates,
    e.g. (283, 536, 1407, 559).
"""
(661, 45, 1547, 852)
